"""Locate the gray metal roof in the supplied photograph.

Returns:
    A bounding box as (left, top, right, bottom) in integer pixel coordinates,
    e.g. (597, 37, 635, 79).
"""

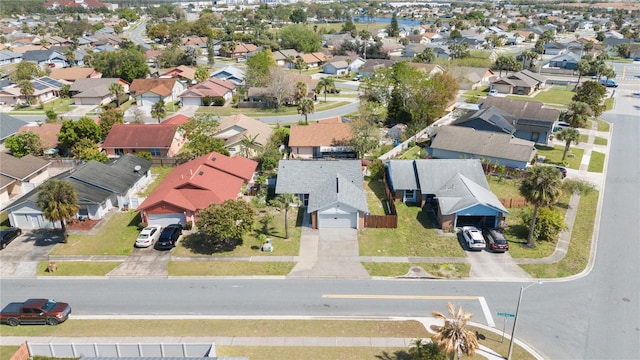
(70, 154, 151, 194)
(436, 173, 508, 215)
(386, 160, 419, 191)
(307, 174, 368, 213)
(413, 158, 489, 195)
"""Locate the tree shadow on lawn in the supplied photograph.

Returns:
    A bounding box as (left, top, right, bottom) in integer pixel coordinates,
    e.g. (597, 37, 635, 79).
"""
(416, 205, 439, 230)
(127, 212, 142, 227)
(180, 232, 243, 255)
(375, 350, 413, 360)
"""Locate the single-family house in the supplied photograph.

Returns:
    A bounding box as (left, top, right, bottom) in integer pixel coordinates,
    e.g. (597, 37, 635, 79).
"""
(479, 97, 559, 144)
(50, 67, 103, 82)
(272, 49, 299, 67)
(449, 66, 495, 90)
(358, 59, 397, 77)
(21, 49, 66, 69)
(0, 114, 29, 144)
(385, 159, 509, 230)
(6, 155, 152, 229)
(275, 159, 368, 229)
(160, 65, 196, 83)
(0, 76, 69, 105)
(322, 56, 365, 75)
(298, 52, 329, 68)
(219, 42, 257, 59)
(0, 49, 22, 66)
(178, 78, 236, 106)
(210, 65, 245, 85)
(0, 153, 50, 208)
(289, 117, 355, 159)
(547, 52, 581, 70)
(137, 151, 257, 227)
(214, 114, 273, 157)
(490, 70, 547, 95)
(543, 42, 567, 56)
(429, 126, 536, 170)
(16, 122, 63, 154)
(129, 78, 185, 107)
(70, 78, 129, 105)
(101, 123, 185, 158)
(402, 43, 428, 58)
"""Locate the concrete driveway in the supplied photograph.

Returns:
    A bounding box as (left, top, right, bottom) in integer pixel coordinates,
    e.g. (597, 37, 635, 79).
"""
(0, 230, 63, 277)
(107, 245, 171, 278)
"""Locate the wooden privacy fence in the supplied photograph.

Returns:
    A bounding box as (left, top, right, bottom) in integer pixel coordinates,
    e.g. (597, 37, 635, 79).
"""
(499, 197, 528, 208)
(364, 214, 398, 228)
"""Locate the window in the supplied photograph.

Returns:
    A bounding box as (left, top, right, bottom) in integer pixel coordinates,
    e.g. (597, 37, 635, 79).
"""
(115, 149, 124, 156)
(404, 190, 416, 202)
(150, 148, 161, 156)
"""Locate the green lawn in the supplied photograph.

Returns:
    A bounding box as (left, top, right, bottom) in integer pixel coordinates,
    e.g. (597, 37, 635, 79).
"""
(462, 86, 490, 99)
(363, 262, 470, 278)
(594, 136, 608, 146)
(49, 211, 141, 256)
(138, 166, 174, 196)
(365, 179, 389, 216)
(588, 151, 605, 173)
(508, 85, 575, 107)
(168, 261, 295, 276)
(36, 261, 121, 276)
(594, 119, 610, 132)
(535, 145, 584, 169)
(400, 145, 424, 159)
(196, 101, 351, 117)
(358, 203, 466, 258)
(579, 134, 588, 143)
(14, 98, 75, 113)
(604, 98, 614, 110)
(172, 207, 302, 257)
(486, 176, 525, 199)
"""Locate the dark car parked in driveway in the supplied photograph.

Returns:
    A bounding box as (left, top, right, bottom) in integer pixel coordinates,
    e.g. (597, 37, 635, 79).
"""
(483, 228, 509, 252)
(0, 227, 22, 250)
(154, 224, 182, 250)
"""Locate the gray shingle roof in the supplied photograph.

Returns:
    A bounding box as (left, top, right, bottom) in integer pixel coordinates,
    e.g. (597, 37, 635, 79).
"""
(386, 160, 419, 191)
(436, 173, 508, 215)
(0, 153, 49, 181)
(0, 113, 30, 141)
(452, 106, 517, 134)
(69, 154, 151, 194)
(413, 159, 490, 195)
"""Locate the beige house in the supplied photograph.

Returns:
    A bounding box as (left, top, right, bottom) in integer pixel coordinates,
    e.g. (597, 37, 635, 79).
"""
(214, 114, 273, 157)
(288, 117, 355, 159)
(0, 153, 50, 208)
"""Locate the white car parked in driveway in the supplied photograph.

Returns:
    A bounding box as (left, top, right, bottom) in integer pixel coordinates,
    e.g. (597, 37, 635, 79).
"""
(461, 226, 486, 251)
(135, 225, 162, 248)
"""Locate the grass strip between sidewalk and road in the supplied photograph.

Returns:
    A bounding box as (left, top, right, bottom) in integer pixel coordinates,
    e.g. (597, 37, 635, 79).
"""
(588, 151, 605, 173)
(168, 261, 295, 276)
(36, 261, 121, 276)
(363, 263, 471, 278)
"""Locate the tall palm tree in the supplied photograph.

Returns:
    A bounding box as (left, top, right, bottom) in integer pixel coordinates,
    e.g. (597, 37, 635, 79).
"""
(297, 97, 315, 124)
(563, 101, 592, 128)
(316, 77, 334, 102)
(64, 47, 75, 67)
(294, 81, 307, 104)
(431, 302, 479, 360)
(294, 57, 306, 74)
(109, 82, 125, 108)
(240, 134, 260, 158)
(575, 59, 591, 89)
(270, 193, 301, 239)
(37, 179, 79, 242)
(151, 100, 166, 123)
(519, 166, 562, 248)
(19, 80, 35, 105)
(556, 128, 580, 161)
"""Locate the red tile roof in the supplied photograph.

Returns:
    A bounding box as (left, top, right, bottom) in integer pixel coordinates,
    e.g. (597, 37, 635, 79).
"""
(179, 78, 237, 98)
(129, 78, 177, 97)
(138, 152, 257, 213)
(162, 114, 191, 126)
(102, 124, 178, 149)
(17, 123, 62, 149)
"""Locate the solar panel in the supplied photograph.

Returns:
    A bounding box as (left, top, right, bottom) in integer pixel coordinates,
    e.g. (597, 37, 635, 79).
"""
(39, 76, 63, 88)
(32, 81, 49, 91)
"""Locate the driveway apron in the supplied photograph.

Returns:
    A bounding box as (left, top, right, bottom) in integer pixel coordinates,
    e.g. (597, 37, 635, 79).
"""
(466, 250, 531, 280)
(107, 246, 171, 278)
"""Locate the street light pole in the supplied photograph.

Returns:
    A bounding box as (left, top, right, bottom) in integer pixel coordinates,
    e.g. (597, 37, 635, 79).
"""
(507, 281, 542, 360)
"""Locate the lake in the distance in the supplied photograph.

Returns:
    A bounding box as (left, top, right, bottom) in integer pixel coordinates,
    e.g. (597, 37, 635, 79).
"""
(352, 16, 424, 28)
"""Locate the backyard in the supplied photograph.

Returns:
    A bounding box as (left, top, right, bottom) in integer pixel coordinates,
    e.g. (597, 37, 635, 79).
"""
(196, 100, 351, 117)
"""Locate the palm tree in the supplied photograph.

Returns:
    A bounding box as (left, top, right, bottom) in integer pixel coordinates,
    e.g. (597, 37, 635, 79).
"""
(270, 193, 301, 239)
(64, 47, 75, 67)
(151, 100, 167, 123)
(294, 57, 306, 74)
(36, 179, 79, 243)
(345, 58, 353, 75)
(19, 80, 35, 105)
(316, 77, 335, 102)
(431, 302, 479, 360)
(109, 82, 125, 108)
(297, 98, 315, 124)
(240, 134, 260, 158)
(575, 59, 591, 89)
(39, 38, 50, 50)
(556, 128, 580, 161)
(519, 166, 562, 248)
(563, 101, 592, 128)
(294, 81, 307, 104)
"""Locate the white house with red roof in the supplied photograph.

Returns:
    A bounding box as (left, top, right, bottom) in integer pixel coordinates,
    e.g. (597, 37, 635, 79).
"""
(137, 152, 258, 227)
(101, 122, 186, 158)
(178, 78, 237, 106)
(129, 78, 185, 107)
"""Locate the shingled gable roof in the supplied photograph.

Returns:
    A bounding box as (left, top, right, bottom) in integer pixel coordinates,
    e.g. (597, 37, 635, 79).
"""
(69, 154, 151, 194)
(451, 106, 517, 134)
(137, 152, 257, 213)
(179, 78, 236, 98)
(102, 124, 179, 149)
(430, 126, 536, 163)
(217, 114, 273, 148)
(288, 118, 352, 147)
(307, 174, 368, 213)
(0, 153, 50, 181)
(17, 123, 62, 149)
(479, 97, 560, 123)
(0, 113, 29, 141)
(50, 67, 100, 81)
(436, 173, 508, 215)
(161, 65, 196, 80)
(162, 114, 190, 126)
(129, 78, 177, 97)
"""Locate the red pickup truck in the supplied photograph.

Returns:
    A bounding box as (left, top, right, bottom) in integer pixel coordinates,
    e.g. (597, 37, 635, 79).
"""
(1, 299, 71, 326)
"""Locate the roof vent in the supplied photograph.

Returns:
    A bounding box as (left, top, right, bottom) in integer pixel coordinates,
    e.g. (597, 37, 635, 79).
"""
(199, 171, 204, 176)
(134, 165, 141, 172)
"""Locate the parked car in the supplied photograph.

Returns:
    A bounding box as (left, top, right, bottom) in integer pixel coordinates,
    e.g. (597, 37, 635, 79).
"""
(482, 228, 509, 252)
(553, 121, 571, 132)
(1, 299, 71, 326)
(555, 166, 567, 179)
(632, 92, 640, 98)
(135, 225, 162, 248)
(599, 78, 618, 88)
(0, 227, 22, 250)
(352, 75, 362, 81)
(488, 88, 498, 96)
(154, 224, 182, 250)
(461, 226, 486, 251)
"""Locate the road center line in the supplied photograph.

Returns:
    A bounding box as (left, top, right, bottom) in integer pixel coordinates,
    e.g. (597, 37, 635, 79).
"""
(322, 294, 479, 300)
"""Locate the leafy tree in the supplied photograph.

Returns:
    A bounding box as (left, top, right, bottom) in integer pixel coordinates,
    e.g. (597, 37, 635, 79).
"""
(178, 115, 229, 158)
(389, 12, 399, 37)
(448, 43, 469, 59)
(60, 84, 71, 99)
(297, 98, 315, 124)
(279, 24, 322, 53)
(19, 80, 35, 105)
(37, 179, 79, 241)
(572, 81, 606, 116)
(45, 110, 58, 123)
(195, 65, 209, 83)
(137, 152, 152, 161)
(71, 138, 108, 163)
(196, 199, 256, 248)
(64, 47, 75, 67)
(520, 207, 567, 242)
(94, 48, 149, 83)
(270, 193, 301, 239)
(5, 131, 43, 157)
(349, 115, 379, 158)
(206, 37, 216, 65)
(245, 49, 276, 87)
(431, 302, 479, 360)
(415, 48, 435, 63)
(10, 62, 44, 82)
(341, 17, 356, 34)
(289, 8, 306, 24)
(294, 81, 307, 104)
(58, 117, 102, 150)
(519, 166, 562, 248)
(556, 128, 580, 161)
(109, 82, 125, 108)
(316, 77, 335, 102)
(98, 108, 124, 139)
(151, 100, 167, 123)
(575, 59, 591, 89)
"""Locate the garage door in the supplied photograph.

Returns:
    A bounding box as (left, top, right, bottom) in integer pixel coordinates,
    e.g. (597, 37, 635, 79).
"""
(318, 213, 357, 229)
(11, 213, 54, 230)
(182, 97, 201, 106)
(148, 213, 185, 227)
(456, 216, 495, 228)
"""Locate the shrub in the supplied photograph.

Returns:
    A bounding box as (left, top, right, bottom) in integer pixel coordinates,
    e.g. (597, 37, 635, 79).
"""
(202, 96, 212, 106)
(368, 159, 385, 180)
(561, 179, 595, 195)
(184, 221, 193, 230)
(212, 96, 225, 106)
(520, 207, 567, 242)
(136, 152, 152, 161)
(137, 222, 148, 230)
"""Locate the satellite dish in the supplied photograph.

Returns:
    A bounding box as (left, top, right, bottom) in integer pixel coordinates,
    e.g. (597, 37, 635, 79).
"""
(134, 165, 142, 172)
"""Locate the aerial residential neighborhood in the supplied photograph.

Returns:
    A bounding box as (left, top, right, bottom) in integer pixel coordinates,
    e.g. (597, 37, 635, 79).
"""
(0, 0, 639, 359)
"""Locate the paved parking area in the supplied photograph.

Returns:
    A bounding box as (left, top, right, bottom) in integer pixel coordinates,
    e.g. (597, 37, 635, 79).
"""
(0, 230, 63, 277)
